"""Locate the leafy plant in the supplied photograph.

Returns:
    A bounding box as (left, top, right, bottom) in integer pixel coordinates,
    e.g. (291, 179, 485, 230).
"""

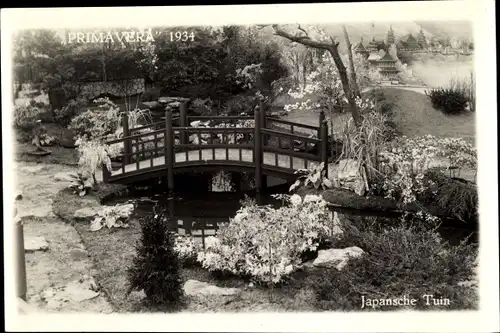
(68, 172, 94, 196)
(174, 234, 202, 267)
(127, 207, 184, 307)
(13, 104, 42, 131)
(426, 87, 469, 115)
(77, 139, 122, 185)
(289, 162, 333, 192)
(39, 133, 57, 146)
(300, 219, 478, 310)
(53, 98, 88, 126)
(89, 203, 134, 231)
(197, 194, 341, 283)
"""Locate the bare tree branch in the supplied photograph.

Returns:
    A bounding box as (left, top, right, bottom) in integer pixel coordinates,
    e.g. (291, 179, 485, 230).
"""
(297, 24, 309, 37)
(343, 25, 360, 97)
(271, 24, 331, 50)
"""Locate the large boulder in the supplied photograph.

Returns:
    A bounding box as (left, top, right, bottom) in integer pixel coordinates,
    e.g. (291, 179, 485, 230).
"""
(74, 207, 100, 219)
(337, 159, 367, 196)
(313, 246, 365, 270)
(183, 279, 241, 297)
(24, 236, 49, 252)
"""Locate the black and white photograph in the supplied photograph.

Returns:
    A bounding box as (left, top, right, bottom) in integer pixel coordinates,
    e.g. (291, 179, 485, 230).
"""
(2, 2, 498, 332)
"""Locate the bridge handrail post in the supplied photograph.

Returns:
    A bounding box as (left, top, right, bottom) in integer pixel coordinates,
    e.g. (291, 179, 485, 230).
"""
(179, 102, 188, 151)
(122, 112, 132, 164)
(254, 107, 262, 192)
(321, 119, 329, 179)
(259, 101, 267, 145)
(102, 162, 110, 182)
(318, 110, 325, 138)
(165, 109, 174, 195)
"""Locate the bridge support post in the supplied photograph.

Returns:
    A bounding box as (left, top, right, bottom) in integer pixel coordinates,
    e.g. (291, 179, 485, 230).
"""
(179, 102, 188, 151)
(122, 112, 132, 165)
(165, 109, 174, 196)
(318, 110, 325, 138)
(14, 208, 27, 302)
(321, 119, 329, 179)
(254, 106, 262, 193)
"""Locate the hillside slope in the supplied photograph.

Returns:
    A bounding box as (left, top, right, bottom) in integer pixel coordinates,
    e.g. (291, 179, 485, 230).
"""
(382, 88, 475, 141)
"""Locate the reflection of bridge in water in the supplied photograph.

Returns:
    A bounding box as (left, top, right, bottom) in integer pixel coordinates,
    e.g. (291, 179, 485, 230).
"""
(103, 102, 330, 194)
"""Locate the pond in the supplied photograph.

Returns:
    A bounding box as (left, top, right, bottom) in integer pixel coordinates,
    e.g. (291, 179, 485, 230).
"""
(111, 171, 478, 247)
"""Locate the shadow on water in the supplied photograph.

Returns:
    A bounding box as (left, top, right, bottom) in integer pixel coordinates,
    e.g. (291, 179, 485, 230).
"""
(113, 171, 478, 247)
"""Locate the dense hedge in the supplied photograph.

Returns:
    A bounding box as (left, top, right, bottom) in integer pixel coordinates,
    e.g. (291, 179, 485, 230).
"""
(426, 88, 469, 114)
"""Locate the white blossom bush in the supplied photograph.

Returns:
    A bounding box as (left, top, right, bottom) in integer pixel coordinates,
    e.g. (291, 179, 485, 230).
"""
(289, 162, 334, 192)
(197, 194, 342, 283)
(89, 203, 134, 232)
(174, 234, 202, 266)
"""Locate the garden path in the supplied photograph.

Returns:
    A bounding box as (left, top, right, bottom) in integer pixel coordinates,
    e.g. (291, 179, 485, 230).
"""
(14, 161, 113, 313)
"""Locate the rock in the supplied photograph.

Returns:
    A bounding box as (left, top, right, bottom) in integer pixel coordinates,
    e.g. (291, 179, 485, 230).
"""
(54, 171, 78, 182)
(313, 247, 365, 270)
(74, 207, 99, 219)
(337, 159, 367, 196)
(40, 275, 100, 310)
(60, 128, 77, 148)
(24, 236, 49, 252)
(15, 191, 23, 200)
(183, 279, 241, 297)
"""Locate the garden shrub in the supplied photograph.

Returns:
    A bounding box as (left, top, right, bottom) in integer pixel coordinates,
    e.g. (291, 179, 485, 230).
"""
(174, 234, 202, 267)
(197, 194, 342, 284)
(53, 98, 88, 126)
(426, 87, 469, 115)
(299, 219, 478, 311)
(13, 104, 42, 132)
(420, 168, 478, 224)
(127, 207, 184, 307)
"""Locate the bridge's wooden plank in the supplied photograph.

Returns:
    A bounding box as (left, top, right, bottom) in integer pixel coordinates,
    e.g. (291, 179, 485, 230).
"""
(110, 148, 318, 177)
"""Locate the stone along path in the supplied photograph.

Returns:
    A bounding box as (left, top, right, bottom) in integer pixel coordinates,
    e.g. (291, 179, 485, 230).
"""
(14, 162, 113, 313)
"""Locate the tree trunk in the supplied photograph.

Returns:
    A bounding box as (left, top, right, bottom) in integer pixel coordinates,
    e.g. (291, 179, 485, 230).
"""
(342, 25, 360, 98)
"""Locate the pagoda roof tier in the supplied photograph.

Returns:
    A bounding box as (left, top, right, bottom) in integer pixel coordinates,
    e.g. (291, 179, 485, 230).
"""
(379, 68, 400, 73)
(378, 53, 397, 62)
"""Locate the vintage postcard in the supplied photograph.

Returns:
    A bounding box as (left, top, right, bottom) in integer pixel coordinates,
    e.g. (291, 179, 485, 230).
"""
(2, 2, 498, 332)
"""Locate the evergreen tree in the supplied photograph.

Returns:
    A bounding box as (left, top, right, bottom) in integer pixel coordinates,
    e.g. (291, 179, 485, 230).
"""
(127, 206, 183, 307)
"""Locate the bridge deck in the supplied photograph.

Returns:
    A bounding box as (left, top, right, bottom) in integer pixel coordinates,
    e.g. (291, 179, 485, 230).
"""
(111, 148, 319, 176)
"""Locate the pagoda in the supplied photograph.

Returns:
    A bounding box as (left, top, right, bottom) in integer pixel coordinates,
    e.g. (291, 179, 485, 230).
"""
(376, 52, 399, 80)
(366, 37, 380, 53)
(416, 28, 428, 49)
(352, 38, 369, 59)
(404, 34, 420, 50)
(386, 25, 395, 45)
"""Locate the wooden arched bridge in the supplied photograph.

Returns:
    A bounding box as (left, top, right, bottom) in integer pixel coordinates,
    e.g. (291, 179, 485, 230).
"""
(102, 102, 329, 193)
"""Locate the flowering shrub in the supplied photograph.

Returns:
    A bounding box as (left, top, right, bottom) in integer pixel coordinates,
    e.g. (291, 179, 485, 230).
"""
(197, 194, 342, 283)
(174, 235, 201, 266)
(13, 104, 43, 131)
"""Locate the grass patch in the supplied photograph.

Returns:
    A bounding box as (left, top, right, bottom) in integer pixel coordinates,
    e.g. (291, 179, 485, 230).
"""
(382, 88, 475, 141)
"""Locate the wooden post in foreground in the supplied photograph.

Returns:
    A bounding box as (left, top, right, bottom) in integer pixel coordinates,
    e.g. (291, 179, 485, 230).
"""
(14, 208, 27, 301)
(321, 119, 329, 179)
(254, 107, 262, 192)
(165, 109, 174, 196)
(259, 102, 268, 190)
(122, 112, 132, 164)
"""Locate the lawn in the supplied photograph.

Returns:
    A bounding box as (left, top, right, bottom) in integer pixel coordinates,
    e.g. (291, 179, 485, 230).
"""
(280, 87, 476, 142)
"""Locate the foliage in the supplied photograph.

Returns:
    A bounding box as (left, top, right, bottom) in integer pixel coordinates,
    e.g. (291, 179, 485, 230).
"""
(197, 194, 341, 284)
(77, 139, 122, 184)
(447, 72, 476, 112)
(339, 99, 392, 184)
(300, 219, 478, 310)
(141, 87, 161, 102)
(13, 104, 43, 131)
(289, 162, 333, 192)
(127, 207, 184, 307)
(39, 133, 57, 146)
(67, 172, 94, 196)
(89, 203, 134, 231)
(53, 98, 88, 126)
(212, 171, 234, 192)
(419, 168, 478, 224)
(373, 135, 477, 205)
(426, 87, 469, 115)
(174, 234, 202, 267)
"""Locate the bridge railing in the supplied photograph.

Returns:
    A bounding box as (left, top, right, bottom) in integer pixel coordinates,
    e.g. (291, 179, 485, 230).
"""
(104, 101, 329, 186)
